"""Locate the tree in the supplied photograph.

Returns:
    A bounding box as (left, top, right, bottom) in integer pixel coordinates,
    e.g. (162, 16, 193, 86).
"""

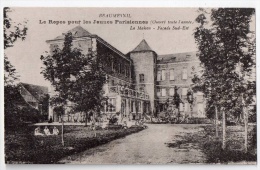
(41, 32, 106, 143)
(194, 8, 255, 150)
(41, 32, 83, 145)
(69, 54, 106, 127)
(4, 7, 30, 127)
(4, 7, 28, 86)
(172, 86, 183, 122)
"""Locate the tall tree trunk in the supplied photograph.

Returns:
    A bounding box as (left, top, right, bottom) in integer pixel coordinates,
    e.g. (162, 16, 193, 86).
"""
(61, 114, 64, 146)
(215, 106, 218, 137)
(244, 106, 248, 153)
(93, 111, 96, 137)
(222, 109, 226, 149)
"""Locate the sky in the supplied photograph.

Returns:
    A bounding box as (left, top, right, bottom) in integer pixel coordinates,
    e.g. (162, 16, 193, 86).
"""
(4, 8, 256, 88)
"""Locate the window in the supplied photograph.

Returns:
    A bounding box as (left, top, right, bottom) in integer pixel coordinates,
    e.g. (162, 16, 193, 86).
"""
(125, 65, 128, 77)
(161, 88, 166, 97)
(111, 57, 114, 71)
(138, 101, 142, 113)
(182, 88, 188, 96)
(180, 103, 184, 111)
(197, 103, 204, 117)
(122, 64, 125, 75)
(170, 69, 174, 80)
(196, 92, 204, 102)
(139, 74, 144, 83)
(114, 59, 118, 72)
(169, 88, 175, 96)
(161, 70, 166, 81)
(131, 101, 135, 112)
(118, 63, 121, 74)
(157, 88, 161, 97)
(184, 103, 189, 112)
(157, 71, 161, 81)
(182, 69, 187, 80)
(159, 103, 164, 112)
(107, 98, 116, 112)
(111, 80, 115, 86)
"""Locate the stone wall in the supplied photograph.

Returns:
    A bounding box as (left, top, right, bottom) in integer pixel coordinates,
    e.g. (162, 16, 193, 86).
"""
(130, 51, 157, 114)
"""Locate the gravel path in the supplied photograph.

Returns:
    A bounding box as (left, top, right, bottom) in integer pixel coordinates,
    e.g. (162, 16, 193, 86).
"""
(58, 124, 206, 164)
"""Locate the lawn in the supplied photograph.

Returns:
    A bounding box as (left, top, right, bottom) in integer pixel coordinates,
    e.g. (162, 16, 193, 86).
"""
(5, 125, 145, 164)
(166, 124, 257, 164)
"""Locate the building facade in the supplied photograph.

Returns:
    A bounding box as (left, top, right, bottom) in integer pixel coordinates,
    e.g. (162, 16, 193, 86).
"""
(47, 26, 205, 122)
(156, 53, 205, 118)
(18, 83, 49, 119)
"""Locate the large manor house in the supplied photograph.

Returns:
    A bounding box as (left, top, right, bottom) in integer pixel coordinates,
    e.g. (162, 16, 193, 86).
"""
(47, 26, 206, 122)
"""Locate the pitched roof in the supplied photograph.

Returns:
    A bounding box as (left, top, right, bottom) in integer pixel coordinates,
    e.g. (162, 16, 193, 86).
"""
(52, 25, 92, 41)
(20, 83, 48, 101)
(157, 52, 198, 64)
(131, 39, 153, 52)
(5, 86, 30, 107)
(47, 26, 131, 61)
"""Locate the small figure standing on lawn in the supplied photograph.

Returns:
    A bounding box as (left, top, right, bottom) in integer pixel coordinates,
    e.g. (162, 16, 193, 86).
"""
(132, 113, 136, 120)
(44, 126, 52, 136)
(123, 121, 128, 129)
(53, 126, 59, 135)
(34, 127, 44, 136)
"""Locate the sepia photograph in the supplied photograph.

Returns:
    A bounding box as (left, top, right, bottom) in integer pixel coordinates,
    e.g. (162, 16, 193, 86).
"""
(3, 7, 256, 165)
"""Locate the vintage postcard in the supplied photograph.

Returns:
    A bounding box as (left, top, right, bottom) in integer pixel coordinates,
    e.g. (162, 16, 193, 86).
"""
(3, 7, 256, 165)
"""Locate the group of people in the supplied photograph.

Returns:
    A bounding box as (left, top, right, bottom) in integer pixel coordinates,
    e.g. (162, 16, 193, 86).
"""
(34, 126, 59, 136)
(106, 112, 147, 129)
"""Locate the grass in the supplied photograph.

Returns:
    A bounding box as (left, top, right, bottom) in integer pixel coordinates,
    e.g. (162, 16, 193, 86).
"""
(5, 125, 144, 164)
(166, 124, 257, 164)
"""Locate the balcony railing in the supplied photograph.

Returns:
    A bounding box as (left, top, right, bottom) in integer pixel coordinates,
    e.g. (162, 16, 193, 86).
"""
(108, 86, 149, 100)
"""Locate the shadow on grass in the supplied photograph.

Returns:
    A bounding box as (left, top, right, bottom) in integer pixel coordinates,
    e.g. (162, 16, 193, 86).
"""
(5, 125, 145, 164)
(166, 125, 257, 164)
(203, 139, 256, 163)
